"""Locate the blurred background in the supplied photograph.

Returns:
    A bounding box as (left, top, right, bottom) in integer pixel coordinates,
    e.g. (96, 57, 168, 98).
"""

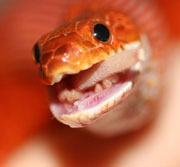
(0, 0, 180, 166)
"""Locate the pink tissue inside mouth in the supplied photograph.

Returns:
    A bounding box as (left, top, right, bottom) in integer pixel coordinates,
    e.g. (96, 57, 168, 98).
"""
(50, 82, 126, 116)
(74, 83, 124, 110)
(49, 67, 137, 117)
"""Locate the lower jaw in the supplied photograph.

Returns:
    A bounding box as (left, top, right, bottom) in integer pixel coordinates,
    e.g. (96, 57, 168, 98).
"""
(49, 78, 135, 128)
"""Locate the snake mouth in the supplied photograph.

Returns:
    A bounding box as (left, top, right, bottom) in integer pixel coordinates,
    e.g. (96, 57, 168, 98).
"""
(49, 71, 138, 127)
(48, 47, 145, 127)
(47, 35, 150, 128)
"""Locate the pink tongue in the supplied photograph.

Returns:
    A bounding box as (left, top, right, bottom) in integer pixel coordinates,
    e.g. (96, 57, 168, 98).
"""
(73, 48, 139, 90)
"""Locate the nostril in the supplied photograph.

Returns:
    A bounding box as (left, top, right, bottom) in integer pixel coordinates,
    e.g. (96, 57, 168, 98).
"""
(33, 43, 40, 64)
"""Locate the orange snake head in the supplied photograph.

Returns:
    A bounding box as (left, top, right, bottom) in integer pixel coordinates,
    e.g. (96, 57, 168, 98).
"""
(33, 11, 152, 128)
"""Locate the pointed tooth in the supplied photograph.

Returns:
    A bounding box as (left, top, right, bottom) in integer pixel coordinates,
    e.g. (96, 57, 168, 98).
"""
(94, 83, 103, 93)
(102, 79, 112, 89)
(58, 89, 67, 101)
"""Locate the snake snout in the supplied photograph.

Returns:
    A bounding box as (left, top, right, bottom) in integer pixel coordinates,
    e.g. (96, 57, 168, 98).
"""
(39, 42, 78, 85)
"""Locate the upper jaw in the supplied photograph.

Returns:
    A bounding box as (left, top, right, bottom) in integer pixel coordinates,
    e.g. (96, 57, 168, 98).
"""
(50, 40, 144, 85)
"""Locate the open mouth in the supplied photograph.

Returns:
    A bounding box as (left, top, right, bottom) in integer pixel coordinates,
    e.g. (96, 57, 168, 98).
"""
(48, 41, 146, 127)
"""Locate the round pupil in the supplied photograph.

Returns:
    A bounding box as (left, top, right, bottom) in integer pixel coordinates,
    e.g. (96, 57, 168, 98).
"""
(33, 43, 40, 64)
(93, 24, 110, 42)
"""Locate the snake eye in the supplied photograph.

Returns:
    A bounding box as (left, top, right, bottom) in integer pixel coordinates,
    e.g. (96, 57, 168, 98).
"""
(93, 24, 110, 42)
(33, 43, 40, 64)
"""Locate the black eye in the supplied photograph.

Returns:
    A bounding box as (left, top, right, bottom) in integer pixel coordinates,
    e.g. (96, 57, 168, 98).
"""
(93, 24, 110, 42)
(33, 43, 40, 64)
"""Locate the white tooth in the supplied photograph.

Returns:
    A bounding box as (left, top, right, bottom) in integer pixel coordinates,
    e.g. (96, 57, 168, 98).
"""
(58, 89, 67, 101)
(59, 89, 82, 103)
(102, 79, 112, 89)
(94, 83, 103, 93)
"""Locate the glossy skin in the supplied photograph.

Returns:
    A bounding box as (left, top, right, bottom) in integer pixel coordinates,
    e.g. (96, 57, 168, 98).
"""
(35, 11, 140, 85)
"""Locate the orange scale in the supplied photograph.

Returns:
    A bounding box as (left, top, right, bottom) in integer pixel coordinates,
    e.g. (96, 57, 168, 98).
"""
(38, 33, 50, 48)
(41, 52, 53, 64)
(52, 32, 82, 49)
(49, 23, 76, 39)
(46, 58, 65, 74)
(54, 44, 72, 57)
(42, 39, 56, 51)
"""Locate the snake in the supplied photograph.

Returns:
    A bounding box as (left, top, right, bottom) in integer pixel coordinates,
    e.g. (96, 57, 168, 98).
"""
(33, 0, 166, 135)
